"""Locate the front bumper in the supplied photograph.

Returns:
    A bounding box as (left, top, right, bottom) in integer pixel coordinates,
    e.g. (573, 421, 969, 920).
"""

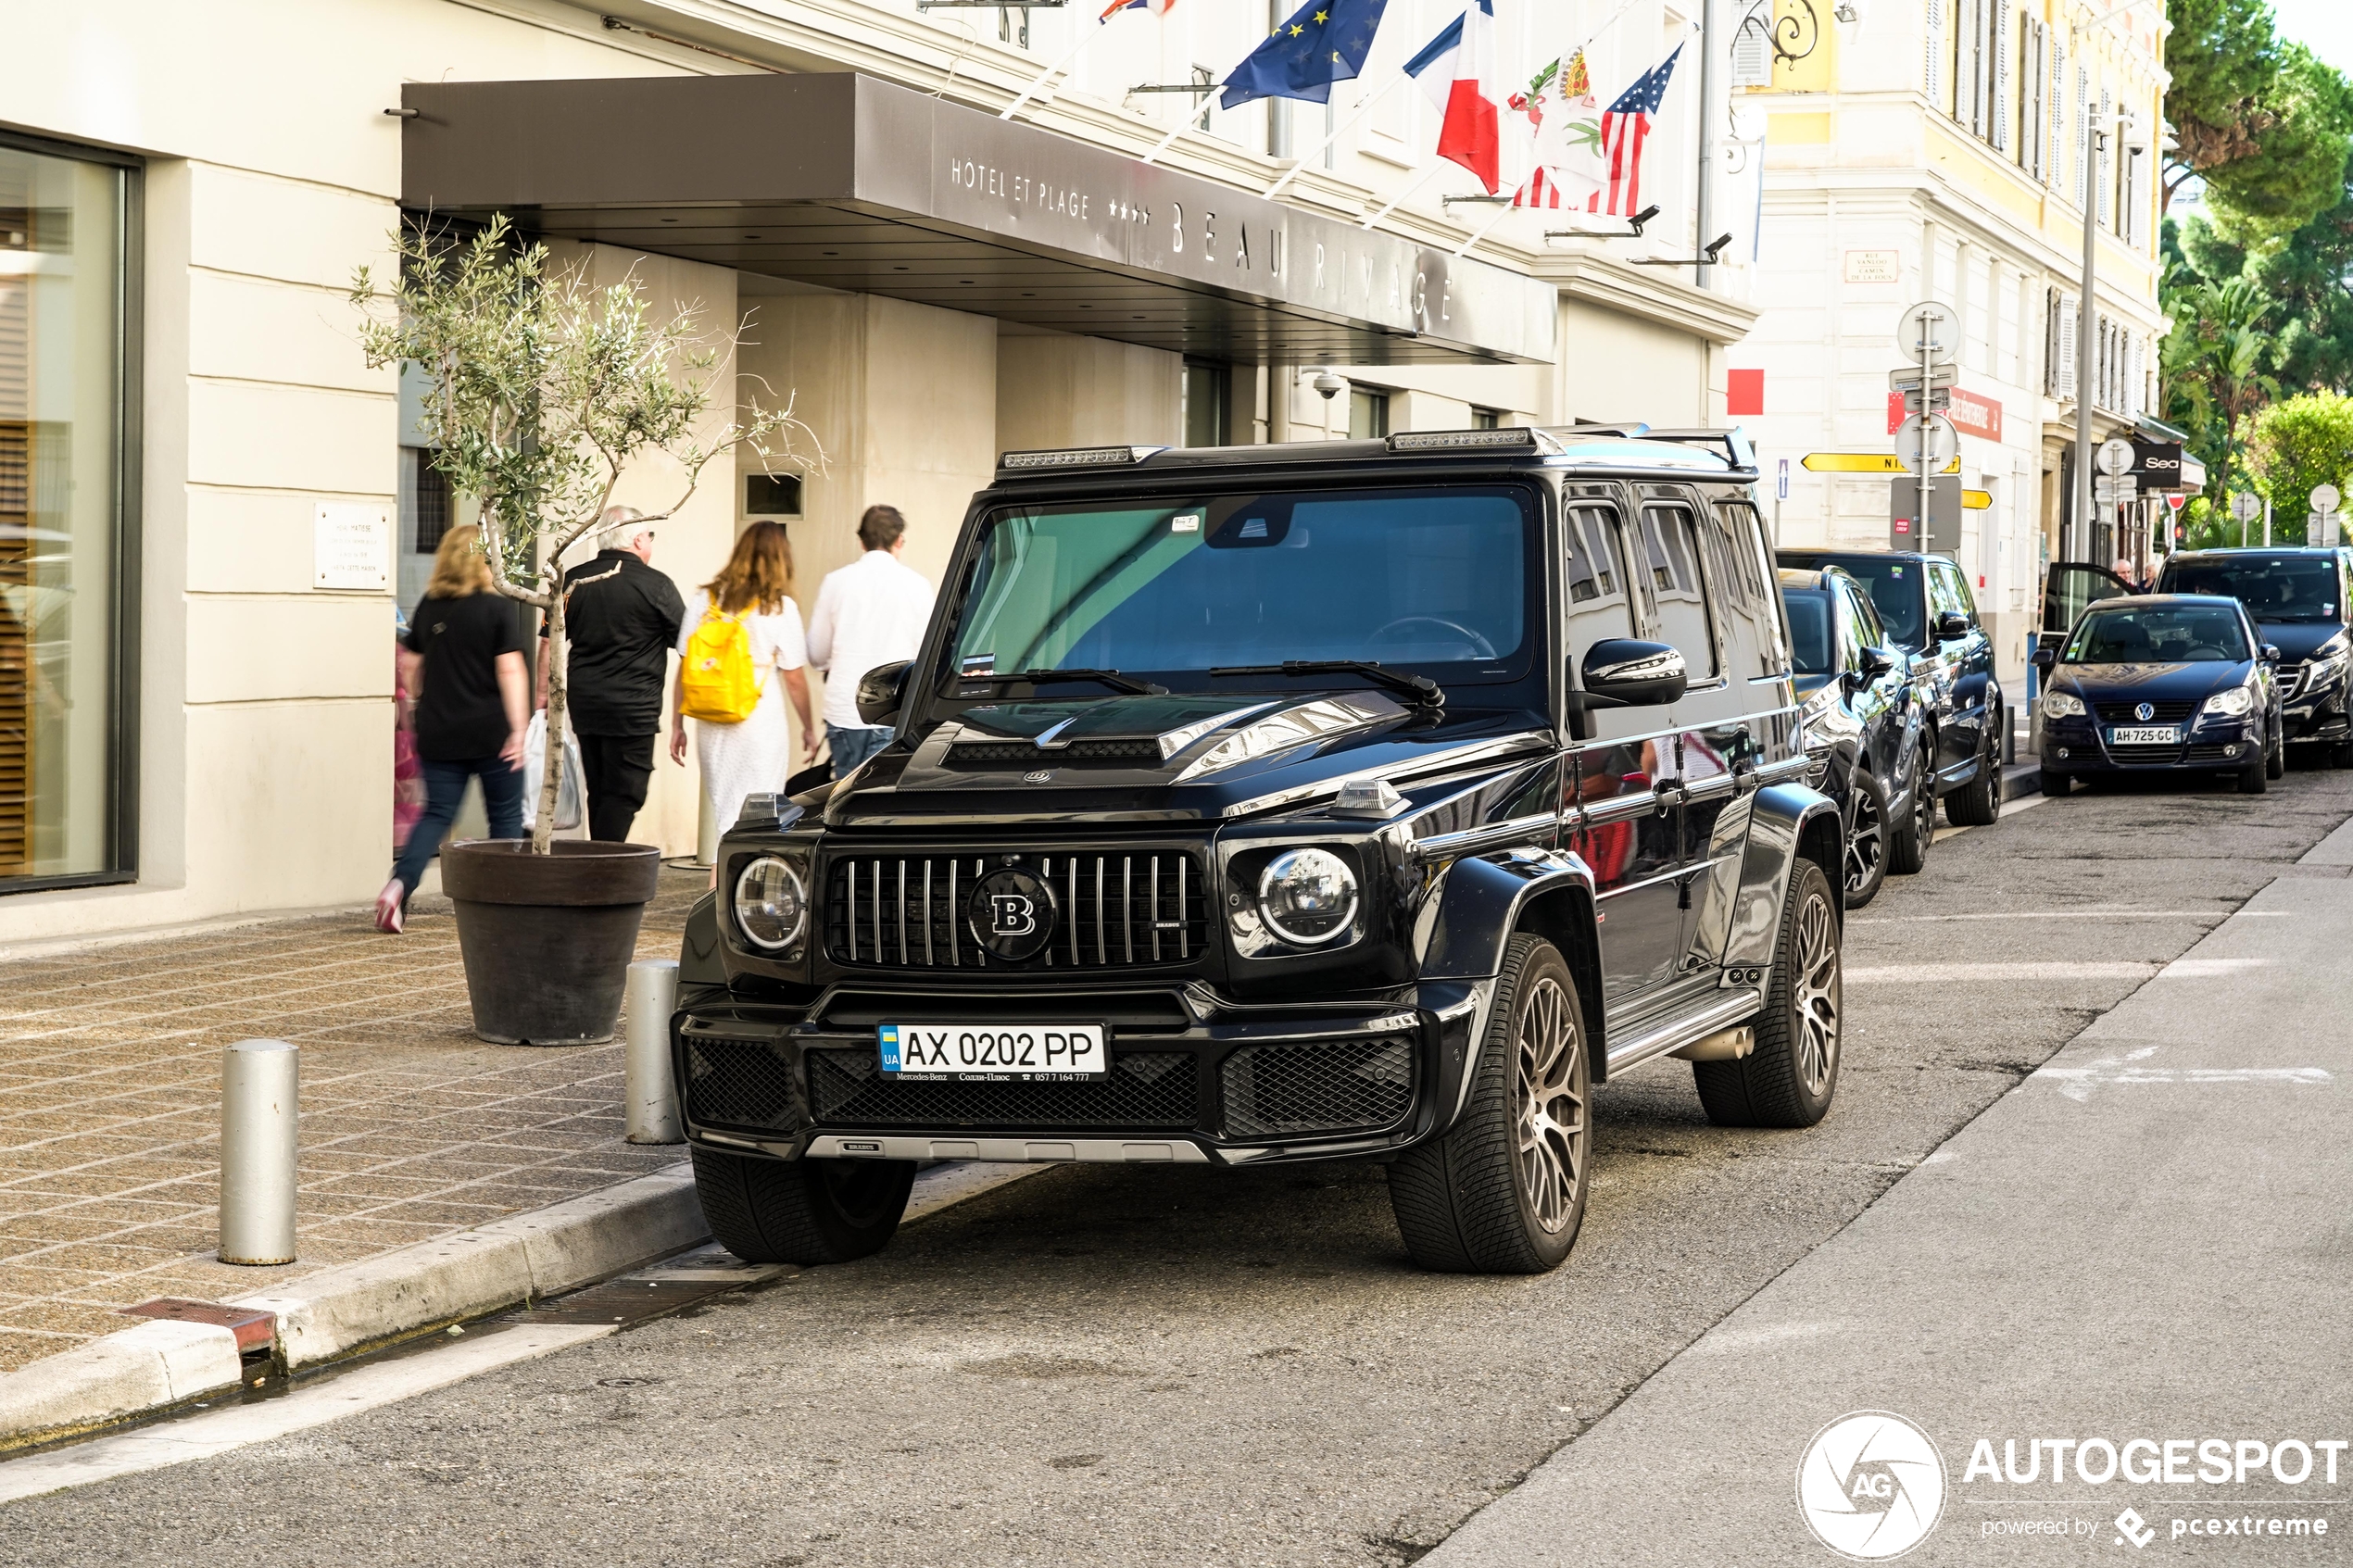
(2039, 714, 2260, 772)
(672, 980, 1489, 1167)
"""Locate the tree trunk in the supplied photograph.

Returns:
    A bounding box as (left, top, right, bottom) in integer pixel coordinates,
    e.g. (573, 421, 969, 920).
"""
(535, 590, 566, 854)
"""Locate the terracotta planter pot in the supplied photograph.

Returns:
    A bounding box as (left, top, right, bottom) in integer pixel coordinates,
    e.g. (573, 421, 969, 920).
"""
(441, 838, 663, 1046)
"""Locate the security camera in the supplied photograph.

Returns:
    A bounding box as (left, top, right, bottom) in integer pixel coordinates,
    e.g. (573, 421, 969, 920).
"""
(1312, 370, 1347, 401)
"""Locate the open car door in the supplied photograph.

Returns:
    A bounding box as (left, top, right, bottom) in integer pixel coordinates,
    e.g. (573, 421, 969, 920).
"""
(2039, 562, 2137, 654)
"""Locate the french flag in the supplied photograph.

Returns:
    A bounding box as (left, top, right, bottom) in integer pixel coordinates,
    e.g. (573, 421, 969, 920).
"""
(1099, 0, 1176, 19)
(1403, 0, 1501, 194)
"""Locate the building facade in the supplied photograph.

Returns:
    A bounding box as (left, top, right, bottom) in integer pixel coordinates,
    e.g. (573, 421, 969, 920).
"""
(1, 0, 1757, 940)
(1728, 0, 2169, 682)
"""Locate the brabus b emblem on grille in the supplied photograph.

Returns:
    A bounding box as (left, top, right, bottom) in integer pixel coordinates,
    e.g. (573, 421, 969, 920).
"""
(968, 867, 1058, 961)
(2135, 702, 2155, 721)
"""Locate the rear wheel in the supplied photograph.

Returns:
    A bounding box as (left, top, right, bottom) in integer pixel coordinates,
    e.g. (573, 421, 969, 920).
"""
(1944, 701, 2003, 826)
(1842, 768, 1891, 909)
(1888, 754, 1935, 875)
(1389, 935, 1591, 1274)
(692, 1146, 914, 1266)
(1694, 859, 1842, 1128)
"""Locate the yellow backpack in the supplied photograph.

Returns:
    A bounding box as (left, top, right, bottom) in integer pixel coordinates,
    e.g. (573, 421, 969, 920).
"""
(679, 604, 761, 723)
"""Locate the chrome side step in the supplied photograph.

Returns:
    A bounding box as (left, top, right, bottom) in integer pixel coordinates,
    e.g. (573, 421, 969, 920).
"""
(1605, 989, 1763, 1078)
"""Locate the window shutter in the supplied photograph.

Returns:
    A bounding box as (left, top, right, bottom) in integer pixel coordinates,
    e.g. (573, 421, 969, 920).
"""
(2047, 34, 2064, 185)
(1993, 0, 2012, 153)
(2126, 332, 2144, 417)
(2097, 89, 2112, 228)
(2073, 67, 2089, 207)
(2056, 297, 2076, 393)
(1966, 0, 1985, 135)
(1732, 16, 1772, 88)
(1926, 0, 1944, 101)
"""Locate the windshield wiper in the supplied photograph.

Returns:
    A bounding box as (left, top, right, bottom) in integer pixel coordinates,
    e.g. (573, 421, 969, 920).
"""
(960, 667, 1165, 696)
(1209, 659, 1445, 709)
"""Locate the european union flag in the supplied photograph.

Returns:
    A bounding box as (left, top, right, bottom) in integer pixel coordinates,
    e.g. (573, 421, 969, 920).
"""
(1218, 0, 1391, 109)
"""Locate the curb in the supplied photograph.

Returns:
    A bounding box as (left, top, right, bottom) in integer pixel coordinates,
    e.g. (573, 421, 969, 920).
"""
(0, 1163, 704, 1454)
(1999, 761, 2040, 802)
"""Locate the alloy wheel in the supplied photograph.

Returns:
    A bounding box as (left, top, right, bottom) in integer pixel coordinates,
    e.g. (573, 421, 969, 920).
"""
(1513, 975, 1587, 1236)
(1792, 889, 1841, 1095)
(1844, 787, 1884, 897)
(1913, 769, 1936, 847)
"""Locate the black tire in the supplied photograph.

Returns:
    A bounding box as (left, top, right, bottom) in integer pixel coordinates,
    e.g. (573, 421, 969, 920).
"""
(2239, 756, 2269, 794)
(1887, 754, 1935, 875)
(1694, 859, 1842, 1129)
(2266, 721, 2285, 780)
(1389, 935, 1591, 1274)
(692, 1146, 914, 1266)
(2330, 737, 2353, 770)
(2039, 768, 2072, 797)
(1842, 768, 1891, 909)
(1944, 709, 2002, 826)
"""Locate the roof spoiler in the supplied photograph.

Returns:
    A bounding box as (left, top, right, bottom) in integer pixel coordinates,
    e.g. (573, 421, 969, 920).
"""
(1543, 421, 1759, 477)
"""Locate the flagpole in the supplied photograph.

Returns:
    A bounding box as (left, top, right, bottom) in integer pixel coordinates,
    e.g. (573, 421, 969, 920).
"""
(1140, 114, 1193, 164)
(1265, 73, 1408, 198)
(1002, 25, 1102, 120)
(1360, 160, 1452, 228)
(1450, 200, 1516, 259)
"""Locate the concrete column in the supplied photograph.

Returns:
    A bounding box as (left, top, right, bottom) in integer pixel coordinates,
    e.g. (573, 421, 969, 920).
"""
(1269, 363, 1292, 444)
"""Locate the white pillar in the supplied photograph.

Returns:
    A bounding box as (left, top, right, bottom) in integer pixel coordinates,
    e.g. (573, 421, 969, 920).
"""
(219, 1040, 298, 1266)
(624, 960, 684, 1144)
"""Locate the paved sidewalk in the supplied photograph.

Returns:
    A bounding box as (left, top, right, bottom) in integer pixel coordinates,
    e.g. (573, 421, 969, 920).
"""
(1423, 816, 2353, 1567)
(0, 868, 706, 1372)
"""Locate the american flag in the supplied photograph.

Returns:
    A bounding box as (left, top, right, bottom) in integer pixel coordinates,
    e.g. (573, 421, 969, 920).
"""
(1590, 44, 1680, 216)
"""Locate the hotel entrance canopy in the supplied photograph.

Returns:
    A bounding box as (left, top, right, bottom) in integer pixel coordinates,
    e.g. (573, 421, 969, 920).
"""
(400, 73, 1555, 367)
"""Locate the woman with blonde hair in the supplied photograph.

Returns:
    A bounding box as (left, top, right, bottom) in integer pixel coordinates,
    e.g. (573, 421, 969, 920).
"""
(379, 523, 528, 933)
(670, 520, 816, 831)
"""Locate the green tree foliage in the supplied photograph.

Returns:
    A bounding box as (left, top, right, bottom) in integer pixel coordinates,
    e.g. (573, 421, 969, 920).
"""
(2158, 242, 2280, 506)
(2244, 155, 2353, 395)
(2166, 0, 2353, 241)
(2246, 393, 2353, 543)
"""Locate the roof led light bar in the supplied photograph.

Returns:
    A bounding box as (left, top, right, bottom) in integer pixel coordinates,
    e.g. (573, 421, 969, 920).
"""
(1387, 427, 1547, 453)
(999, 445, 1167, 470)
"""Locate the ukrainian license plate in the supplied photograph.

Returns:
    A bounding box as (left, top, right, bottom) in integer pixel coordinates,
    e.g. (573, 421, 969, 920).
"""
(2108, 725, 2181, 745)
(878, 1022, 1109, 1080)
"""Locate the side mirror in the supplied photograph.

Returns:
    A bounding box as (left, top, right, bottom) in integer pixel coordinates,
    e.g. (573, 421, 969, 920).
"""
(2260, 644, 2283, 664)
(1934, 610, 1971, 642)
(1579, 639, 1688, 709)
(855, 659, 913, 726)
(1857, 645, 1896, 682)
(2030, 646, 2057, 673)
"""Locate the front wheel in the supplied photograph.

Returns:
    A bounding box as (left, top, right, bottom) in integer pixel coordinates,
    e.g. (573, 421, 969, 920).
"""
(2266, 721, 2285, 780)
(692, 1146, 915, 1266)
(1694, 859, 1842, 1128)
(2040, 768, 2073, 797)
(1944, 704, 2003, 826)
(1842, 767, 1891, 909)
(1888, 755, 1935, 875)
(1389, 935, 1592, 1274)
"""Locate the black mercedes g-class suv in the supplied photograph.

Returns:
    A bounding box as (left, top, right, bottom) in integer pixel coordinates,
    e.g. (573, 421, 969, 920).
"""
(672, 426, 1847, 1275)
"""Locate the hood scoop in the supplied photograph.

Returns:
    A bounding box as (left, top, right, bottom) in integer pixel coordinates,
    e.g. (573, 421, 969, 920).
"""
(912, 691, 1405, 780)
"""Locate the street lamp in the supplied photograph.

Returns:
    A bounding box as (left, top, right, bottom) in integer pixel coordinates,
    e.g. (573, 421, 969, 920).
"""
(2070, 107, 2149, 564)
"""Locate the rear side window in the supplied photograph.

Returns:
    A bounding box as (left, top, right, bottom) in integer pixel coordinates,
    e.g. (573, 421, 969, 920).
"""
(1562, 505, 1638, 646)
(1705, 499, 1783, 677)
(1784, 591, 1831, 674)
(1637, 504, 1721, 679)
(1932, 561, 1978, 622)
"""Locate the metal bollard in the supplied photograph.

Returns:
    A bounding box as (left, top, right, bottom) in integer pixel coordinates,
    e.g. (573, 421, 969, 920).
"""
(220, 1039, 298, 1265)
(623, 959, 683, 1144)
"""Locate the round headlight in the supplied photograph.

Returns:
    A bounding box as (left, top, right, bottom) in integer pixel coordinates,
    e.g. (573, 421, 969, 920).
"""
(2040, 689, 2085, 720)
(1255, 848, 1359, 947)
(733, 857, 807, 950)
(2203, 684, 2256, 718)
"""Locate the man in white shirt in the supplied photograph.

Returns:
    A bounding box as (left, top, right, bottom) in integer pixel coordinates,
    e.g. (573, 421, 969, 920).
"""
(806, 504, 937, 780)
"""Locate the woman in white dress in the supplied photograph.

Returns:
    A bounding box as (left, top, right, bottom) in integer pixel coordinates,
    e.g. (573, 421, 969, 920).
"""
(668, 521, 818, 833)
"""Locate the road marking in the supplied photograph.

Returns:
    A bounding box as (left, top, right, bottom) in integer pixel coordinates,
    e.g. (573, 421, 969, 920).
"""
(1853, 909, 2255, 924)
(0, 1323, 611, 1505)
(1845, 961, 2159, 983)
(0, 1160, 1041, 1504)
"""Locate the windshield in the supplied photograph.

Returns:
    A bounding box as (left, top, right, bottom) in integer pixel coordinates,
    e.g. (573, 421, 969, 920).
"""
(2064, 605, 2250, 664)
(1784, 591, 1832, 675)
(2159, 557, 2340, 623)
(947, 487, 1537, 689)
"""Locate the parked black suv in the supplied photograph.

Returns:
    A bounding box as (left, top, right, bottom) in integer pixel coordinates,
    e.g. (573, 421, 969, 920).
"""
(2155, 550, 2353, 767)
(1780, 566, 1926, 908)
(673, 428, 1847, 1276)
(1776, 548, 2005, 839)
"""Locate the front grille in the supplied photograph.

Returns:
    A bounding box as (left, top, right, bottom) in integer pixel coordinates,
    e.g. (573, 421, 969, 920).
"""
(945, 739, 1163, 770)
(2106, 743, 2185, 765)
(824, 850, 1208, 972)
(2095, 699, 2195, 722)
(808, 1048, 1199, 1130)
(2280, 662, 2307, 698)
(1219, 1037, 1416, 1140)
(681, 1038, 800, 1133)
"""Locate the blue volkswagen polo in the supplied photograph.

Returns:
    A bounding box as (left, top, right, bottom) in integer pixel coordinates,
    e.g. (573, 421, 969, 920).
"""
(2032, 595, 2283, 796)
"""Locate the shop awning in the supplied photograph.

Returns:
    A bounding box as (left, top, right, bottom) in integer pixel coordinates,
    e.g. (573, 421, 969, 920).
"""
(399, 73, 1555, 367)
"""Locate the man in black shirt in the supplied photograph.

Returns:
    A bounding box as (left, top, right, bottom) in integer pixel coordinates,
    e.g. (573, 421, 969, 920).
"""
(539, 508, 685, 842)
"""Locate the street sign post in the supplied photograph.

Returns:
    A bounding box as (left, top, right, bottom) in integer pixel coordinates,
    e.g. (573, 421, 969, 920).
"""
(1895, 305, 1960, 549)
(2232, 491, 2262, 548)
(1889, 475, 1961, 552)
(2313, 484, 2341, 547)
(1895, 301, 1959, 359)
(2095, 437, 2136, 477)
(1895, 415, 1958, 470)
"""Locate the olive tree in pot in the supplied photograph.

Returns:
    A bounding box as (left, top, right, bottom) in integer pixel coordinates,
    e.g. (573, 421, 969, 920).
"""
(353, 218, 812, 1044)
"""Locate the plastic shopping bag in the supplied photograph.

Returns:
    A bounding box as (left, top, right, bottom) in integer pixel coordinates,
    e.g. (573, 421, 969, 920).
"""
(519, 710, 585, 834)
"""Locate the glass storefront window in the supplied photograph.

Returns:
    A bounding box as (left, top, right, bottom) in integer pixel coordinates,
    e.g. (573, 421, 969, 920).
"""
(1, 138, 134, 888)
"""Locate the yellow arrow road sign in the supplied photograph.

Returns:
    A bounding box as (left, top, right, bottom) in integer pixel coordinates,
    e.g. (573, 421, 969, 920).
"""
(1801, 452, 1963, 475)
(1962, 489, 1992, 510)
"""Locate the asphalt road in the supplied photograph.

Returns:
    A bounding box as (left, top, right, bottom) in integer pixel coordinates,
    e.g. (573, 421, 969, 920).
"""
(6, 762, 2350, 1568)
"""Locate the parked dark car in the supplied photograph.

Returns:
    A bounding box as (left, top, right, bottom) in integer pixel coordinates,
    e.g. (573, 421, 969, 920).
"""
(1780, 566, 1926, 908)
(673, 427, 1849, 1277)
(2031, 594, 2283, 795)
(1776, 548, 2005, 842)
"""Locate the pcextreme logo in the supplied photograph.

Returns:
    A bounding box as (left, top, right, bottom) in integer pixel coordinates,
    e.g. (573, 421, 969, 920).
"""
(1797, 1411, 1949, 1561)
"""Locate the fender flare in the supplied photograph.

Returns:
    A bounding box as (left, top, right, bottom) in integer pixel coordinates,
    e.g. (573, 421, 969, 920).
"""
(680, 893, 726, 987)
(1416, 846, 1609, 1081)
(1721, 781, 1843, 973)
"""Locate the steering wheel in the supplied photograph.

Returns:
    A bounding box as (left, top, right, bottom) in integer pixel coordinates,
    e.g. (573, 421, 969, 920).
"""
(1368, 616, 1497, 659)
(2184, 644, 2228, 661)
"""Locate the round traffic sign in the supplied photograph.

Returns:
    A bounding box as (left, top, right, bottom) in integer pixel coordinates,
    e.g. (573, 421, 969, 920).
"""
(2231, 492, 2263, 522)
(2096, 437, 2136, 476)
(2312, 483, 2341, 514)
(1894, 413, 1957, 470)
(1896, 301, 1958, 358)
